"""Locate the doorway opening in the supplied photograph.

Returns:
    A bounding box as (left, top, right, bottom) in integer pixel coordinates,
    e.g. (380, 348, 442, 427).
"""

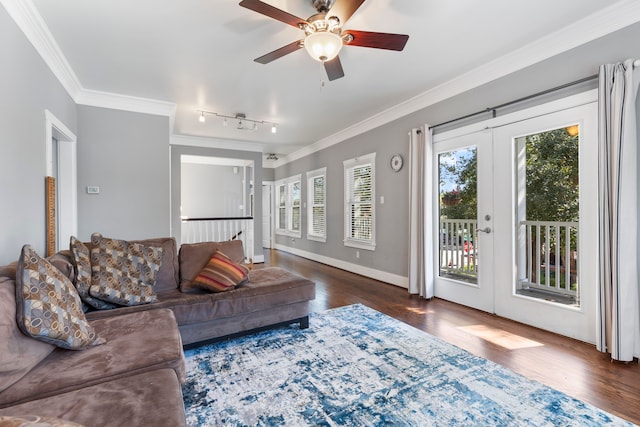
(45, 110, 77, 251)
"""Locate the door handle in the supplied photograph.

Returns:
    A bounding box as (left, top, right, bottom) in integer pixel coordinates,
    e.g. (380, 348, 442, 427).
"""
(477, 227, 492, 234)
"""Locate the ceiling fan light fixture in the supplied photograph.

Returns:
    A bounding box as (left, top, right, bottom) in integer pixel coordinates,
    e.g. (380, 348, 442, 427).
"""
(304, 30, 343, 62)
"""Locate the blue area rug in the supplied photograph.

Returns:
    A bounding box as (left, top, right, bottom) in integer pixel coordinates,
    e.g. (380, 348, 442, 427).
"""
(182, 304, 634, 426)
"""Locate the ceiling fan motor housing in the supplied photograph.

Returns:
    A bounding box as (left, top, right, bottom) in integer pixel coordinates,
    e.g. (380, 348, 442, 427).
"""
(312, 0, 335, 13)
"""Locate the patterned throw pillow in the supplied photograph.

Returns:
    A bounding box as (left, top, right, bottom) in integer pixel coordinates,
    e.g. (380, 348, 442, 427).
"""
(69, 236, 116, 310)
(15, 245, 105, 350)
(89, 233, 163, 306)
(191, 250, 249, 292)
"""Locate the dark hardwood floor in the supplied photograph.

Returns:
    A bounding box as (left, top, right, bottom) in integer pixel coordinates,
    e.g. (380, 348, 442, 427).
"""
(259, 249, 640, 425)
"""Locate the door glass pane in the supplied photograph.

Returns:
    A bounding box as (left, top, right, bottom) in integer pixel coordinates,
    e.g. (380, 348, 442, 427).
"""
(438, 147, 478, 284)
(515, 126, 579, 306)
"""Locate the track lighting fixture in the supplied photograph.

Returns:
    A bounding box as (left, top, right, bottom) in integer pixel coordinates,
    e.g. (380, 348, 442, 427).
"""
(196, 110, 278, 133)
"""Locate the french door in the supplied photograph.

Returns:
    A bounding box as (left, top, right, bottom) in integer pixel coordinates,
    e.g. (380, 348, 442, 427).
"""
(432, 100, 598, 343)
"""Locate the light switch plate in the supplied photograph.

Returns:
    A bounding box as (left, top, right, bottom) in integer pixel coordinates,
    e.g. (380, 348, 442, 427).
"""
(87, 186, 100, 194)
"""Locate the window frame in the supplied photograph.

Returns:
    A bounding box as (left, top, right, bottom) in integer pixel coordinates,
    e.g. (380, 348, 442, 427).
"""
(343, 153, 376, 250)
(275, 174, 302, 238)
(306, 167, 327, 243)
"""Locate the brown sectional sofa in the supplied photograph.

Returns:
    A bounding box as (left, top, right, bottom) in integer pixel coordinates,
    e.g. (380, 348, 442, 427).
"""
(0, 237, 315, 426)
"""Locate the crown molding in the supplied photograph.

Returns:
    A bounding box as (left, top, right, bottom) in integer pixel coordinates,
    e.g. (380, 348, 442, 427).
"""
(3, 0, 177, 120)
(76, 89, 176, 117)
(281, 0, 640, 166)
(170, 134, 264, 153)
(1, 0, 82, 99)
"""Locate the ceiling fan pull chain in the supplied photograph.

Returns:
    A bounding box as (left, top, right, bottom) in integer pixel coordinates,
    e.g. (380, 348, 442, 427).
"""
(319, 63, 326, 91)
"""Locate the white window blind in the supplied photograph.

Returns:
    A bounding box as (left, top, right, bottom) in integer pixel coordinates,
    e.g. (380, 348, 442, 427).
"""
(344, 153, 376, 250)
(307, 167, 327, 242)
(290, 180, 301, 233)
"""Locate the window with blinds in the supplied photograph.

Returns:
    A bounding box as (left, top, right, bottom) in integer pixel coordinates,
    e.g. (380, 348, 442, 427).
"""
(290, 180, 301, 232)
(343, 153, 376, 250)
(307, 167, 327, 242)
(275, 175, 302, 238)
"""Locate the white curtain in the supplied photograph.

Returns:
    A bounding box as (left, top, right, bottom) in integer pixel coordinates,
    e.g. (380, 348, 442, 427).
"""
(597, 59, 640, 361)
(408, 126, 434, 298)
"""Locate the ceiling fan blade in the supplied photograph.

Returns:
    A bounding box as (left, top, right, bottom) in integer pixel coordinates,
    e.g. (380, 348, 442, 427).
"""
(239, 0, 308, 28)
(343, 30, 409, 51)
(327, 0, 365, 24)
(254, 40, 304, 64)
(324, 56, 345, 81)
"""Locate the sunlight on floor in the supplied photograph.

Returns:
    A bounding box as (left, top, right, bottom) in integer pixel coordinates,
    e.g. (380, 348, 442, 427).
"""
(405, 307, 435, 315)
(458, 325, 544, 350)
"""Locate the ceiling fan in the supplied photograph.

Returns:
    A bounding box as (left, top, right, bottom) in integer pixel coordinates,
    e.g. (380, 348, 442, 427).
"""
(239, 0, 409, 81)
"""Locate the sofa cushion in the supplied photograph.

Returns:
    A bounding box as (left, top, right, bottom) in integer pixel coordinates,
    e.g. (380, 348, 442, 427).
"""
(0, 309, 185, 409)
(0, 262, 17, 280)
(128, 237, 179, 292)
(89, 233, 163, 306)
(69, 237, 116, 310)
(184, 250, 249, 293)
(45, 251, 76, 284)
(179, 240, 245, 290)
(0, 369, 186, 427)
(84, 267, 315, 324)
(0, 415, 84, 426)
(0, 277, 55, 393)
(15, 245, 104, 350)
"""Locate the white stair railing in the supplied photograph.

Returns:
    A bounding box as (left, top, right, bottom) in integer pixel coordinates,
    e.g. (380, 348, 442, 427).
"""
(181, 216, 254, 262)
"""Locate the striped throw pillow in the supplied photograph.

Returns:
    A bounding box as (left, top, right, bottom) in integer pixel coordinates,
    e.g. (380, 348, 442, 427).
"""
(192, 250, 249, 292)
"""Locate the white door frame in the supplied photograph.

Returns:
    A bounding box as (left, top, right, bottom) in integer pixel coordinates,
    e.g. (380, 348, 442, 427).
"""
(491, 102, 598, 344)
(432, 90, 598, 343)
(262, 181, 274, 249)
(45, 110, 77, 251)
(432, 130, 495, 313)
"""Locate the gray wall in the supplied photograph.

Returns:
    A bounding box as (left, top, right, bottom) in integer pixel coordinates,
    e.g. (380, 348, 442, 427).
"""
(0, 6, 77, 264)
(76, 106, 170, 240)
(181, 163, 245, 218)
(171, 145, 263, 259)
(275, 22, 640, 281)
(262, 167, 275, 182)
(275, 125, 411, 277)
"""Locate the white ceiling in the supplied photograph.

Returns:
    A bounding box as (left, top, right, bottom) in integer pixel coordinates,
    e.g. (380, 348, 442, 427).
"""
(16, 0, 640, 160)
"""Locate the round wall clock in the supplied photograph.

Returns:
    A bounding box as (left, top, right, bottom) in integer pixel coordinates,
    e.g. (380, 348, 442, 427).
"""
(390, 154, 403, 172)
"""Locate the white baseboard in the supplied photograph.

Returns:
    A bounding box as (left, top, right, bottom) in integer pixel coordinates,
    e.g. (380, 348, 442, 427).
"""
(253, 254, 265, 263)
(274, 244, 408, 289)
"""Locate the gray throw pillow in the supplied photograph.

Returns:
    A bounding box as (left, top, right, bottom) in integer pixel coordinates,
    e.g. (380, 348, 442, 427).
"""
(69, 236, 117, 310)
(89, 233, 163, 306)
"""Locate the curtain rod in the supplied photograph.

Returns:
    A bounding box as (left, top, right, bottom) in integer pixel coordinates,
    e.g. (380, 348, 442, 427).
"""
(429, 74, 598, 130)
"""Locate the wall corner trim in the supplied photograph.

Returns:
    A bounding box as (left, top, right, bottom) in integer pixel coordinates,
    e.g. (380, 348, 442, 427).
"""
(76, 89, 176, 117)
(3, 0, 177, 121)
(2, 0, 82, 99)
